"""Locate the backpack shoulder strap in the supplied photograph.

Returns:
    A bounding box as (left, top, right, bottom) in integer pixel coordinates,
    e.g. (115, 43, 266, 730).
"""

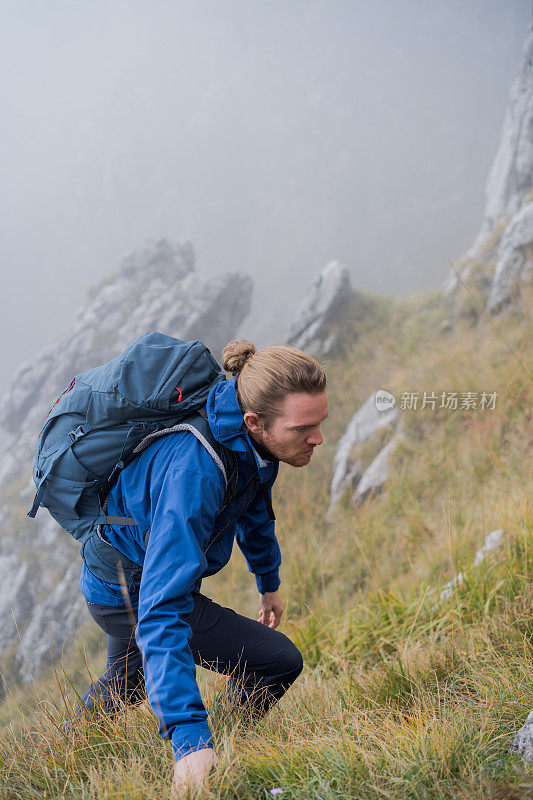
(132, 409, 238, 504)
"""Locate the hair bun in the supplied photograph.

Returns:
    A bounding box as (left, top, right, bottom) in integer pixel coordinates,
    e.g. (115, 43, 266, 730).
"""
(222, 339, 257, 376)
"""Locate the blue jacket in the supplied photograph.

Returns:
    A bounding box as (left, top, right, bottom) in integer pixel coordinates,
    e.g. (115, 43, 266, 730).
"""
(79, 377, 281, 760)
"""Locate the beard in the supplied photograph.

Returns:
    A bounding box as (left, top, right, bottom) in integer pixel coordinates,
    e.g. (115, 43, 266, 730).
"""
(250, 427, 316, 467)
(264, 443, 314, 467)
(285, 450, 313, 467)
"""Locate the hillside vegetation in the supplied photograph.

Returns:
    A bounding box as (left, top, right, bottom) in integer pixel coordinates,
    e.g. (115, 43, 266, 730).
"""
(0, 281, 532, 800)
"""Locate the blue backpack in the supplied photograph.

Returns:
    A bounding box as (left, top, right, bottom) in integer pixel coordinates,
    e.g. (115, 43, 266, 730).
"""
(27, 332, 238, 586)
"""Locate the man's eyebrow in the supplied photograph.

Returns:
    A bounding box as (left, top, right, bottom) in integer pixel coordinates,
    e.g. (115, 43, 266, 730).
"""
(288, 412, 329, 429)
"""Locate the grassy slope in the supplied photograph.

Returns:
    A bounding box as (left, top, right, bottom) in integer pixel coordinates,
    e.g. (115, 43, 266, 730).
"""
(0, 281, 532, 799)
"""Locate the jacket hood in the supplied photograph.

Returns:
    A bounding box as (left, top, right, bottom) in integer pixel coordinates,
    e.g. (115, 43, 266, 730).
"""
(206, 377, 245, 448)
(206, 377, 277, 482)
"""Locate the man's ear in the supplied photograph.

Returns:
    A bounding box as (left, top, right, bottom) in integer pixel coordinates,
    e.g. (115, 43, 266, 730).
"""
(243, 410, 264, 434)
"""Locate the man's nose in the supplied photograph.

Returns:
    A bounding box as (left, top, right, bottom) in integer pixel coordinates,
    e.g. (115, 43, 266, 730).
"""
(306, 428, 323, 446)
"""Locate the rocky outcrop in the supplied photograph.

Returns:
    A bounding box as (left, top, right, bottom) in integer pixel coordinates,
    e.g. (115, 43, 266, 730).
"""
(473, 528, 504, 566)
(510, 711, 533, 763)
(442, 26, 533, 312)
(433, 529, 505, 607)
(329, 392, 400, 512)
(486, 202, 533, 313)
(0, 237, 252, 682)
(352, 432, 404, 505)
(479, 26, 533, 242)
(286, 261, 351, 355)
(0, 556, 34, 649)
(0, 239, 251, 487)
(17, 562, 86, 684)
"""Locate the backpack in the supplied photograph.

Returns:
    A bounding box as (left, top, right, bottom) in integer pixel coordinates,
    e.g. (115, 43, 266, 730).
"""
(27, 332, 238, 587)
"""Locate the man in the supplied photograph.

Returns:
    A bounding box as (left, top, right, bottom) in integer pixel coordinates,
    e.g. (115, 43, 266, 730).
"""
(77, 339, 328, 796)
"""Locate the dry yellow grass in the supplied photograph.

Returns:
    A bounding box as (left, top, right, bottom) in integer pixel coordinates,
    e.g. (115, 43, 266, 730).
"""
(0, 280, 532, 798)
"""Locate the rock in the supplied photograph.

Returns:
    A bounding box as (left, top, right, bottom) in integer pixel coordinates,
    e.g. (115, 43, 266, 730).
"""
(0, 237, 252, 682)
(486, 203, 533, 313)
(16, 562, 86, 684)
(0, 556, 34, 648)
(473, 528, 505, 566)
(329, 392, 399, 511)
(119, 237, 194, 282)
(481, 26, 533, 239)
(509, 710, 533, 763)
(432, 529, 505, 609)
(165, 272, 253, 349)
(442, 25, 533, 298)
(436, 571, 466, 606)
(287, 261, 351, 354)
(353, 432, 403, 504)
(0, 241, 251, 488)
(322, 334, 338, 355)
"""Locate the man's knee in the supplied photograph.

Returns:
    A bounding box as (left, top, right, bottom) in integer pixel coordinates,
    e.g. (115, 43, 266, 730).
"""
(280, 639, 304, 680)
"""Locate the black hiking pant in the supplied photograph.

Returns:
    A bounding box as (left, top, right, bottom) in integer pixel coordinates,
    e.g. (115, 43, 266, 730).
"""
(80, 590, 303, 724)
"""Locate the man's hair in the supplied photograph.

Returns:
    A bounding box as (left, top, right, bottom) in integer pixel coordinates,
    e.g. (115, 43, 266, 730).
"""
(221, 339, 327, 428)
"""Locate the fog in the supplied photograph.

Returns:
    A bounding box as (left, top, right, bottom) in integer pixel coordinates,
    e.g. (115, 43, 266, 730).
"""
(0, 0, 530, 400)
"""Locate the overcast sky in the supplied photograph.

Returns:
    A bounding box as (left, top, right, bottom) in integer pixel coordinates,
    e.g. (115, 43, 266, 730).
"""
(0, 0, 530, 400)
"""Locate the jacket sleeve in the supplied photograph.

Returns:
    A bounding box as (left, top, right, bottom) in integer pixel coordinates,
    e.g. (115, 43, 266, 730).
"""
(134, 450, 225, 762)
(235, 477, 282, 594)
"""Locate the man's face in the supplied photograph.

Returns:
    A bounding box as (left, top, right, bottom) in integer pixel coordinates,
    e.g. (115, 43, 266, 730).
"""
(244, 391, 328, 467)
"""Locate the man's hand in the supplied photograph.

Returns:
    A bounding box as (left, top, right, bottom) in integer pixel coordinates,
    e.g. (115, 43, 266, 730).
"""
(258, 590, 284, 628)
(170, 747, 217, 798)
